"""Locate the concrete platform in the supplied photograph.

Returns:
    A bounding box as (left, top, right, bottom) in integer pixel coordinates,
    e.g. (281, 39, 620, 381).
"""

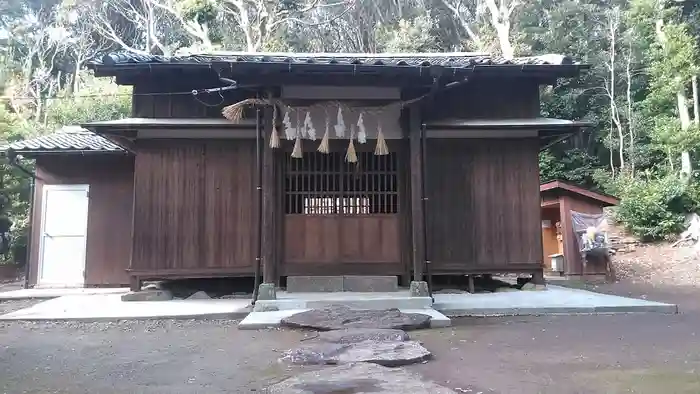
(0, 294, 251, 321)
(0, 287, 129, 300)
(434, 285, 678, 316)
(0, 285, 677, 322)
(238, 308, 451, 330)
(253, 291, 432, 312)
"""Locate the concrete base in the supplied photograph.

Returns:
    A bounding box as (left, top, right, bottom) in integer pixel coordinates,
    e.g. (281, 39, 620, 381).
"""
(343, 276, 398, 292)
(0, 294, 252, 321)
(409, 281, 429, 297)
(434, 285, 678, 316)
(257, 283, 277, 300)
(286, 276, 398, 293)
(0, 287, 128, 300)
(238, 308, 451, 330)
(0, 285, 677, 322)
(253, 291, 432, 312)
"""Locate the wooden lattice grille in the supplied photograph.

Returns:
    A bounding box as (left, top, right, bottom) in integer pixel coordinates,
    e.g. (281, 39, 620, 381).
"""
(284, 152, 399, 215)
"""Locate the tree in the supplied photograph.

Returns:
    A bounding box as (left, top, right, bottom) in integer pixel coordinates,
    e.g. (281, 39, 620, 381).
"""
(217, 0, 356, 52)
(439, 0, 524, 57)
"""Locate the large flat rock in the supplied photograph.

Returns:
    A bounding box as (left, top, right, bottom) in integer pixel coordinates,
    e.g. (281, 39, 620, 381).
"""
(280, 305, 431, 331)
(266, 362, 456, 393)
(318, 328, 409, 344)
(280, 340, 431, 367)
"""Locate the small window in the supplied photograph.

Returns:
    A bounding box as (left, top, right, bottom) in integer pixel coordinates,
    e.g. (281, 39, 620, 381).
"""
(284, 151, 399, 215)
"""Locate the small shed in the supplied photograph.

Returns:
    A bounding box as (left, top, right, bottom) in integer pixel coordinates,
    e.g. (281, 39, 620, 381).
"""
(540, 180, 619, 277)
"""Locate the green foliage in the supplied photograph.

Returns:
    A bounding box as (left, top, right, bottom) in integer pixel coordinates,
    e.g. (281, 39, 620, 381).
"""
(376, 15, 441, 53)
(44, 74, 131, 127)
(604, 173, 697, 240)
(539, 148, 600, 188)
(179, 0, 218, 25)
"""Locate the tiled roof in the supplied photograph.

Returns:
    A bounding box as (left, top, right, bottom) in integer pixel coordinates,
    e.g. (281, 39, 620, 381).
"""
(5, 126, 124, 154)
(90, 51, 584, 71)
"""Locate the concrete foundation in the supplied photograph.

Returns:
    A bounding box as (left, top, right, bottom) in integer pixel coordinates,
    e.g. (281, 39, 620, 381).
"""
(253, 291, 433, 312)
(409, 281, 429, 297)
(0, 285, 678, 323)
(257, 283, 277, 300)
(286, 276, 399, 293)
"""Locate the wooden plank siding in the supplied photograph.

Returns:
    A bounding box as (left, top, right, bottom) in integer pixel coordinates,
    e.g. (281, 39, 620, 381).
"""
(427, 79, 540, 120)
(279, 139, 406, 277)
(425, 138, 543, 273)
(29, 155, 134, 286)
(130, 139, 256, 277)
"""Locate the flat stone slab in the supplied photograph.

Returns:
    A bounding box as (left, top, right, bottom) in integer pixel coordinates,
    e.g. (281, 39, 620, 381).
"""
(280, 305, 431, 331)
(281, 340, 431, 367)
(318, 328, 409, 343)
(433, 285, 678, 317)
(266, 362, 456, 394)
(0, 294, 252, 321)
(0, 287, 128, 301)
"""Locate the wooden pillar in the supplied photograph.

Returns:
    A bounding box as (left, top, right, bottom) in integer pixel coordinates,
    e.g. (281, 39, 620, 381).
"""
(261, 104, 277, 284)
(409, 107, 425, 282)
(559, 196, 577, 276)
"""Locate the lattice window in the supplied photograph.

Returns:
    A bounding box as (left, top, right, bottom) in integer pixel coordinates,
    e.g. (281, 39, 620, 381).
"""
(284, 151, 399, 215)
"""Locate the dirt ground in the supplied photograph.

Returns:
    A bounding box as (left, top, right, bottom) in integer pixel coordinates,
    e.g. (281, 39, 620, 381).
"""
(0, 280, 698, 394)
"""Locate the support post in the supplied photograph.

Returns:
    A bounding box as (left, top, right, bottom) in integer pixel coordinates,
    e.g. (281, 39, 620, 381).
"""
(259, 100, 277, 300)
(408, 107, 429, 297)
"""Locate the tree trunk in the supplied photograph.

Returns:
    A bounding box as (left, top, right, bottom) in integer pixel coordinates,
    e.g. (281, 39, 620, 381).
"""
(626, 40, 635, 176)
(678, 88, 692, 182)
(693, 75, 699, 125)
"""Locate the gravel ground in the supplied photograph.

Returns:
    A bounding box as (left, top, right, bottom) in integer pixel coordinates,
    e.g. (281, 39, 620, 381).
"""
(0, 298, 42, 315)
(1, 282, 699, 394)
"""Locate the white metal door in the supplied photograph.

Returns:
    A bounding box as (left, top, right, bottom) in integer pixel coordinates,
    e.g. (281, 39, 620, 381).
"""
(38, 184, 90, 287)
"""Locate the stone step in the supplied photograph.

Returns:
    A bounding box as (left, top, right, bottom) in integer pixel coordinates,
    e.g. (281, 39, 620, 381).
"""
(239, 307, 450, 330)
(286, 275, 398, 293)
(253, 294, 433, 312)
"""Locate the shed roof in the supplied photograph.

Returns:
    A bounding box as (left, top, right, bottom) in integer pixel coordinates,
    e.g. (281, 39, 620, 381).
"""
(4, 126, 125, 156)
(88, 51, 588, 80)
(540, 180, 619, 207)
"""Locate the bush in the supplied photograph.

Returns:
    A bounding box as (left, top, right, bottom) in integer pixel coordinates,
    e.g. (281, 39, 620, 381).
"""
(607, 174, 696, 240)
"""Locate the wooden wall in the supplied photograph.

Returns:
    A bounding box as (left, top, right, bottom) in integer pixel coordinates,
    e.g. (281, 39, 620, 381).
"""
(30, 155, 134, 286)
(427, 79, 540, 120)
(130, 139, 256, 278)
(426, 138, 543, 274)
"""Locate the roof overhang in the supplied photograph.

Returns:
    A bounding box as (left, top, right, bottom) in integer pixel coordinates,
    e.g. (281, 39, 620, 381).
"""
(87, 52, 590, 86)
(82, 118, 256, 151)
(540, 180, 619, 206)
(2, 128, 128, 158)
(423, 118, 592, 150)
(82, 117, 255, 132)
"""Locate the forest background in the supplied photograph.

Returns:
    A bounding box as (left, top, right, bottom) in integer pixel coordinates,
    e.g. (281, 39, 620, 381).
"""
(0, 0, 698, 263)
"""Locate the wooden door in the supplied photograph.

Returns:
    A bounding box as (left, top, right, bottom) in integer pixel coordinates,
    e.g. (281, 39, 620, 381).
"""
(283, 149, 402, 275)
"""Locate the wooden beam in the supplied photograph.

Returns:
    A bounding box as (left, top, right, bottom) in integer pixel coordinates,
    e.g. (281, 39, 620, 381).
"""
(409, 107, 425, 281)
(261, 99, 277, 284)
(102, 134, 137, 154)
